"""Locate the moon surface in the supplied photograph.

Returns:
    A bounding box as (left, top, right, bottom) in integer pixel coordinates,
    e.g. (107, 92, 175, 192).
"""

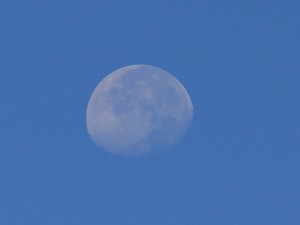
(86, 65, 193, 157)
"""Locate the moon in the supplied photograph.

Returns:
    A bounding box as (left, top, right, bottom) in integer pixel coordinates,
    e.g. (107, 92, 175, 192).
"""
(86, 65, 193, 157)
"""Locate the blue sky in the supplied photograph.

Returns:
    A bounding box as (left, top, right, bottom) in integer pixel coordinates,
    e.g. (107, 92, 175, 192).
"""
(1, 0, 299, 224)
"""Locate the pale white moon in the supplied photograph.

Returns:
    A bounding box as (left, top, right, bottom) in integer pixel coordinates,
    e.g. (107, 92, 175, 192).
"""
(86, 65, 193, 157)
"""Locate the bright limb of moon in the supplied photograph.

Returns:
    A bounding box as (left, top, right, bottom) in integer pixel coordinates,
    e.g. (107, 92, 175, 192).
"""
(86, 65, 193, 157)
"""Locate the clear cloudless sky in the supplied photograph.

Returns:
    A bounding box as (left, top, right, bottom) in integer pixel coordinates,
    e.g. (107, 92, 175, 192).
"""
(0, 0, 299, 224)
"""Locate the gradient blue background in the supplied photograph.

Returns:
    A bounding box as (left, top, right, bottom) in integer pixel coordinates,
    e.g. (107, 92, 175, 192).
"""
(1, 1, 299, 224)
